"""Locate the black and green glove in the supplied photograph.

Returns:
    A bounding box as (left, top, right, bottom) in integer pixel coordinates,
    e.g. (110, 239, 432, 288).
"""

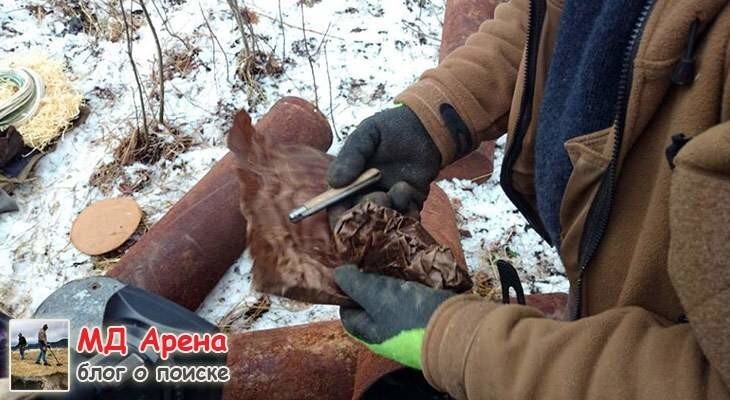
(327, 105, 441, 220)
(334, 265, 455, 370)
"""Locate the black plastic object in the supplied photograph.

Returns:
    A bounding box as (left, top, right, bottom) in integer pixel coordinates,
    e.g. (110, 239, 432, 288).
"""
(671, 19, 700, 86)
(0, 127, 23, 167)
(497, 260, 526, 305)
(362, 367, 451, 400)
(666, 133, 692, 170)
(103, 284, 219, 336)
(0, 311, 9, 378)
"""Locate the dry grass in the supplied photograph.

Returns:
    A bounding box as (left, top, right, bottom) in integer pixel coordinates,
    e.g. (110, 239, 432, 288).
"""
(0, 55, 83, 151)
(471, 269, 500, 301)
(89, 160, 123, 193)
(49, 0, 104, 35)
(114, 126, 193, 166)
(25, 4, 49, 21)
(106, 16, 124, 42)
(471, 226, 522, 302)
(218, 296, 271, 332)
(10, 348, 69, 377)
(162, 47, 201, 80)
(89, 124, 193, 193)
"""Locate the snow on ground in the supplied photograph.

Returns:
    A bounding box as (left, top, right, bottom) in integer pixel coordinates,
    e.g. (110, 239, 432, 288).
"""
(0, 0, 564, 328)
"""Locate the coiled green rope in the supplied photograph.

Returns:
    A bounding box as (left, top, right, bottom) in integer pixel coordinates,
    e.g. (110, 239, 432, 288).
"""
(0, 67, 45, 130)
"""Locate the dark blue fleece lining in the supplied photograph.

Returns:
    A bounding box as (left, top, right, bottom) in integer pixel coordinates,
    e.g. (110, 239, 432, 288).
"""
(534, 0, 647, 245)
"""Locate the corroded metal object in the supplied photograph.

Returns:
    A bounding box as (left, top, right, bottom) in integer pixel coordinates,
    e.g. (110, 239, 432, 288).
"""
(439, 0, 497, 60)
(109, 97, 332, 310)
(525, 292, 570, 320)
(437, 0, 498, 183)
(224, 321, 363, 400)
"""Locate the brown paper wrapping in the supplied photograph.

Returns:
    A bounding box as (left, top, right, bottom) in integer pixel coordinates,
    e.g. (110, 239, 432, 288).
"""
(228, 111, 471, 305)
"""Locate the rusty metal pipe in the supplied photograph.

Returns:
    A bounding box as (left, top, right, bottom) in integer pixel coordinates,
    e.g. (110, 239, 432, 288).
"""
(108, 98, 332, 310)
(224, 321, 364, 400)
(438, 0, 497, 61)
(437, 0, 498, 183)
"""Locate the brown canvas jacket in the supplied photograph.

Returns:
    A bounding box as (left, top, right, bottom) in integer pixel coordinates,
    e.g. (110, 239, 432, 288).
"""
(396, 0, 730, 398)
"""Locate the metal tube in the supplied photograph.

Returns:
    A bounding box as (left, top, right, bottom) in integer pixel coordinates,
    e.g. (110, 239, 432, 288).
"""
(224, 321, 363, 400)
(438, 0, 497, 61)
(108, 97, 332, 310)
(289, 168, 382, 223)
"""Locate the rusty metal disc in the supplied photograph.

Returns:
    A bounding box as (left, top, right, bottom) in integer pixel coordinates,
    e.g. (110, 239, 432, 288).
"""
(70, 197, 142, 255)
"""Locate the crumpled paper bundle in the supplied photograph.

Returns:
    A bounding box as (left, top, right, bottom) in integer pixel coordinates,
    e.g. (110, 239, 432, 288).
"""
(335, 202, 472, 292)
(228, 111, 471, 305)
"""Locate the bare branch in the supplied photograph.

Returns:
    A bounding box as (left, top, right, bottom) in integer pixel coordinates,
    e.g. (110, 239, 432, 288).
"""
(227, 0, 251, 56)
(277, 0, 286, 61)
(299, 3, 319, 109)
(120, 0, 149, 138)
(138, 0, 165, 125)
(149, 0, 191, 51)
(323, 39, 338, 139)
(199, 2, 231, 84)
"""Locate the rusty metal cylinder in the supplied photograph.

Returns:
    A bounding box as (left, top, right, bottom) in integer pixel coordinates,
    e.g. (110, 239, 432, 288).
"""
(224, 321, 363, 400)
(439, 0, 498, 61)
(436, 0, 498, 183)
(109, 97, 332, 310)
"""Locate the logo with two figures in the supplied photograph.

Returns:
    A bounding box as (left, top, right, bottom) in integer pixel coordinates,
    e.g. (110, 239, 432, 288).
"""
(8, 319, 70, 393)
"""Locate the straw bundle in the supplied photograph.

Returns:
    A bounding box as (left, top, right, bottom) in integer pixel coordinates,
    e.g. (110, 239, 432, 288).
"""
(0, 55, 83, 151)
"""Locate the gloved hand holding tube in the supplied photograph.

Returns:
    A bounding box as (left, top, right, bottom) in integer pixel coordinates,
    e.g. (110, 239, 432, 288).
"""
(326, 105, 442, 221)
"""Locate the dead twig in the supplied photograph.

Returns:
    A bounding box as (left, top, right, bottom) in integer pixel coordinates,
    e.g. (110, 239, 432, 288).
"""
(199, 2, 231, 84)
(138, 0, 165, 125)
(120, 0, 149, 138)
(277, 0, 286, 61)
(227, 0, 264, 104)
(218, 296, 271, 332)
(149, 0, 192, 51)
(250, 7, 346, 41)
(323, 39, 338, 139)
(299, 3, 319, 109)
(227, 0, 252, 56)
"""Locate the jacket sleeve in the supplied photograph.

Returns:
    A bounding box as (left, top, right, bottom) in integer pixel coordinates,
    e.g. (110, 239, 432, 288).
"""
(395, 0, 528, 165)
(422, 120, 730, 400)
(423, 295, 730, 400)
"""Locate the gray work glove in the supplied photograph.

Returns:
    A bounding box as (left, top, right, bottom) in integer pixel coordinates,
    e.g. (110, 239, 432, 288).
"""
(327, 105, 441, 222)
(334, 265, 455, 370)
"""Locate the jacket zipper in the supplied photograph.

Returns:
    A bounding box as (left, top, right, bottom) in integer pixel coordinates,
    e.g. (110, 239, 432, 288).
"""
(499, 0, 551, 244)
(572, 0, 656, 320)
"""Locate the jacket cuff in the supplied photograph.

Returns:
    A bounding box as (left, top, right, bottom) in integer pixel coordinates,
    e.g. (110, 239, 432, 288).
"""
(396, 77, 500, 166)
(422, 294, 499, 399)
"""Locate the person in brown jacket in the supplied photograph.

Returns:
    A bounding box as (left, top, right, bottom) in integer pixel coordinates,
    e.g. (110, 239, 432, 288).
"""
(330, 0, 730, 398)
(35, 324, 50, 366)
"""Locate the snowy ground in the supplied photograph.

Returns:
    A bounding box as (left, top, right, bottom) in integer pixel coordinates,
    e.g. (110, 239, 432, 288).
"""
(0, 0, 565, 328)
